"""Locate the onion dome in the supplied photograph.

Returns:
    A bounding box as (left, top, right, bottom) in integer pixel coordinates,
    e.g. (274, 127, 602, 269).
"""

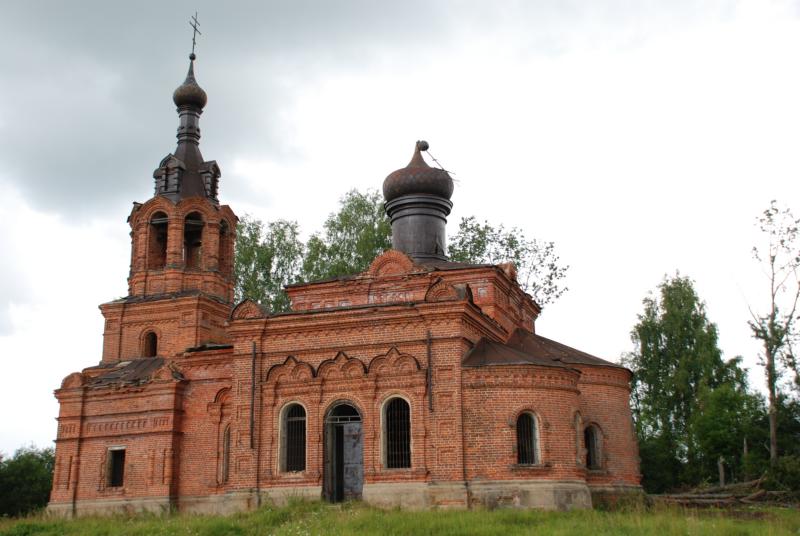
(383, 141, 454, 202)
(172, 53, 207, 109)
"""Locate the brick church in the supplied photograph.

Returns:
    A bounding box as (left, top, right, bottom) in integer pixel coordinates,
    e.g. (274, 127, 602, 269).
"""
(48, 53, 641, 516)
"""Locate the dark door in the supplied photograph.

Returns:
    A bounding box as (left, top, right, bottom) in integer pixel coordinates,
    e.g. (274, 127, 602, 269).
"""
(324, 404, 363, 502)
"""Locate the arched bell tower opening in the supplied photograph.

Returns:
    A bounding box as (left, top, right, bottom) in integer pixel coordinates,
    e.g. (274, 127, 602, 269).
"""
(218, 219, 233, 279)
(147, 212, 168, 270)
(183, 212, 204, 270)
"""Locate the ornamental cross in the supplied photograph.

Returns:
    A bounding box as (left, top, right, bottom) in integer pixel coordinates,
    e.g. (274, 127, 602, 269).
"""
(189, 12, 201, 55)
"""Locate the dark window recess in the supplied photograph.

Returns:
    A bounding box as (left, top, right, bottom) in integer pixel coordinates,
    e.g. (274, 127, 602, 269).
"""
(385, 398, 411, 469)
(517, 413, 539, 464)
(183, 212, 204, 270)
(143, 332, 158, 357)
(147, 212, 168, 270)
(585, 427, 601, 469)
(109, 449, 125, 487)
(285, 405, 306, 472)
(221, 425, 231, 483)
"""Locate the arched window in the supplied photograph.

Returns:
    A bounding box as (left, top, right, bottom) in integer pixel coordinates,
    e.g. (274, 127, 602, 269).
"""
(221, 425, 231, 483)
(384, 398, 411, 469)
(184, 212, 204, 270)
(574, 413, 583, 465)
(143, 331, 158, 357)
(281, 404, 306, 472)
(584, 425, 602, 469)
(516, 412, 540, 465)
(218, 219, 232, 278)
(147, 212, 168, 270)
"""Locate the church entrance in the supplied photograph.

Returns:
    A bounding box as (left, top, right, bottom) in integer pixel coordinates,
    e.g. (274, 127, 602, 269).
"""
(323, 403, 363, 502)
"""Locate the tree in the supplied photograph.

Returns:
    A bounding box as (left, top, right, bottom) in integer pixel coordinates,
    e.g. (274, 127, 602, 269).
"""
(447, 216, 568, 306)
(624, 274, 739, 491)
(302, 189, 392, 282)
(234, 189, 571, 312)
(0, 445, 54, 516)
(749, 201, 800, 466)
(233, 216, 303, 312)
(689, 367, 765, 483)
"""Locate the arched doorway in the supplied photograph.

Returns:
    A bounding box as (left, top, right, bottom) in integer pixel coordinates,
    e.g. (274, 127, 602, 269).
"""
(324, 402, 363, 502)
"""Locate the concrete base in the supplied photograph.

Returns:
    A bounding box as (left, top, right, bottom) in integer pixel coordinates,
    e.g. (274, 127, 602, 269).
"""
(48, 479, 600, 516)
(47, 496, 172, 517)
(363, 481, 467, 509)
(588, 484, 645, 510)
(467, 480, 592, 510)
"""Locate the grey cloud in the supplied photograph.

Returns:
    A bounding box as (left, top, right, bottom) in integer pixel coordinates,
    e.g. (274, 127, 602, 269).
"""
(0, 0, 743, 218)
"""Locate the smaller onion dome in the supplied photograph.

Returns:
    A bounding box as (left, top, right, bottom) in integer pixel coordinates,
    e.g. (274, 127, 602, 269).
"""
(383, 141, 454, 202)
(172, 53, 207, 109)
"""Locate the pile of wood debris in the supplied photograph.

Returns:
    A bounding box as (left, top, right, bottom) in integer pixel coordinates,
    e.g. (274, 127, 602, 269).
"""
(652, 477, 796, 507)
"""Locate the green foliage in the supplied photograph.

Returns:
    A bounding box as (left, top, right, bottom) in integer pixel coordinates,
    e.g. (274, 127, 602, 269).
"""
(0, 446, 54, 517)
(448, 216, 568, 306)
(689, 379, 766, 483)
(233, 190, 571, 313)
(233, 217, 303, 312)
(302, 189, 391, 282)
(766, 455, 800, 491)
(2, 500, 799, 535)
(624, 274, 754, 491)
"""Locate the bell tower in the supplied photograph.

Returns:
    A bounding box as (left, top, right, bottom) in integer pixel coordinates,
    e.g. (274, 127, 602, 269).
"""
(98, 49, 237, 364)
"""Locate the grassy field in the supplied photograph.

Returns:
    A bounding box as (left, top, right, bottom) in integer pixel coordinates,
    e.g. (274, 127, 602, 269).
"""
(0, 501, 798, 536)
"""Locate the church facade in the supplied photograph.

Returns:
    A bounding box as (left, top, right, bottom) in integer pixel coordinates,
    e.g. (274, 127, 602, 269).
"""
(48, 55, 641, 516)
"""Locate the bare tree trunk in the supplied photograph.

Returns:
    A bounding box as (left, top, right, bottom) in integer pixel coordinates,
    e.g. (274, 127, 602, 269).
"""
(718, 456, 725, 487)
(766, 345, 779, 466)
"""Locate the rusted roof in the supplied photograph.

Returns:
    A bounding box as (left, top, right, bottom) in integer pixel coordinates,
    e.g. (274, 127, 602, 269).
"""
(505, 328, 624, 369)
(89, 358, 182, 387)
(462, 338, 575, 369)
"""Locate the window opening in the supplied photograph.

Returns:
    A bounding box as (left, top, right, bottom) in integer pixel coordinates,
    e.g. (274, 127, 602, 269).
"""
(585, 426, 601, 469)
(108, 449, 125, 487)
(517, 413, 539, 464)
(221, 425, 231, 483)
(147, 212, 168, 270)
(385, 398, 411, 469)
(218, 220, 232, 278)
(184, 212, 204, 270)
(143, 331, 158, 357)
(282, 404, 306, 472)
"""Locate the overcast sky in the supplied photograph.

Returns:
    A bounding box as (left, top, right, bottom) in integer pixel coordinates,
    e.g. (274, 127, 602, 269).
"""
(1, 0, 799, 455)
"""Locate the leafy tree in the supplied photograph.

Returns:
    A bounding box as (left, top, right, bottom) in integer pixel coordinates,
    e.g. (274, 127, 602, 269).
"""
(624, 275, 740, 491)
(234, 189, 570, 312)
(448, 216, 568, 306)
(233, 216, 303, 312)
(749, 201, 800, 466)
(689, 370, 766, 483)
(0, 445, 54, 516)
(302, 189, 391, 282)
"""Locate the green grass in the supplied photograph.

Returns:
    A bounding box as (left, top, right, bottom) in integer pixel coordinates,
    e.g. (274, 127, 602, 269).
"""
(1, 501, 798, 536)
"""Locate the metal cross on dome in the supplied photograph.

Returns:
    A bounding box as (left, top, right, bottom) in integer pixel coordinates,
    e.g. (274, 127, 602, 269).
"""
(189, 12, 201, 56)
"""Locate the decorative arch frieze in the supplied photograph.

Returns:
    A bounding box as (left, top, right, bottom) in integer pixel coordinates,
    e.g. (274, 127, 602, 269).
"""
(317, 351, 366, 380)
(230, 299, 268, 321)
(367, 347, 421, 377)
(365, 249, 416, 277)
(266, 356, 315, 384)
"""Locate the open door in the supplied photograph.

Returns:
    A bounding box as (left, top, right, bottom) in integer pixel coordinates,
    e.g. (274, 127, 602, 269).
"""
(324, 403, 363, 502)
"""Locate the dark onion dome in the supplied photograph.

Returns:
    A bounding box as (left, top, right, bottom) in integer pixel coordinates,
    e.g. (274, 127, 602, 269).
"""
(173, 53, 207, 109)
(383, 140, 454, 202)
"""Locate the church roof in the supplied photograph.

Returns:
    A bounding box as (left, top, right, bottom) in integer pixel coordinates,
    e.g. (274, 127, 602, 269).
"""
(89, 358, 183, 387)
(462, 338, 576, 369)
(505, 328, 624, 369)
(463, 329, 625, 370)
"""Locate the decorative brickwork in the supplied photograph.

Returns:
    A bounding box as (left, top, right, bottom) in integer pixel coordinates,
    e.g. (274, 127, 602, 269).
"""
(48, 57, 641, 517)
